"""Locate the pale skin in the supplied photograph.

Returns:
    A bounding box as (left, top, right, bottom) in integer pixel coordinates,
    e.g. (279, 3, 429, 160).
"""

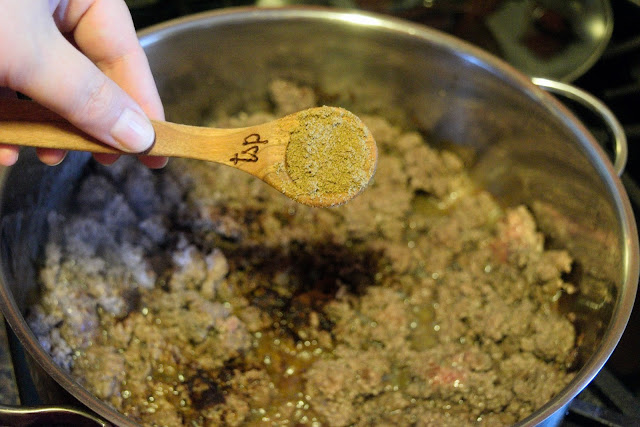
(0, 0, 167, 168)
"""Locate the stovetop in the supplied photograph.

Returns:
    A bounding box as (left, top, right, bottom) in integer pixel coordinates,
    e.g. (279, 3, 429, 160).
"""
(1, 1, 640, 426)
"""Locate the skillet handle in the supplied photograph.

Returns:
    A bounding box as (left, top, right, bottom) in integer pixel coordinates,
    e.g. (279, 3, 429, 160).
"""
(532, 77, 627, 176)
(0, 404, 110, 427)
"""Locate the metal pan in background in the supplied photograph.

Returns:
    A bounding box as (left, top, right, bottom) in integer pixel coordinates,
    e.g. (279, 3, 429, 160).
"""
(485, 0, 613, 83)
(314, 0, 614, 83)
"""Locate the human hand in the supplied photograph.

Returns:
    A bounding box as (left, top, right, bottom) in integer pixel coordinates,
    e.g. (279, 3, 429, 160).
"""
(0, 0, 167, 168)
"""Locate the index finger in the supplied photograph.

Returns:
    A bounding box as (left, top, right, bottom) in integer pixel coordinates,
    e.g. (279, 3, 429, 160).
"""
(54, 0, 164, 121)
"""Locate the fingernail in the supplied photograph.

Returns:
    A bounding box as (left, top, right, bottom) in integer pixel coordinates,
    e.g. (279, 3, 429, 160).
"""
(110, 108, 155, 153)
(0, 147, 19, 166)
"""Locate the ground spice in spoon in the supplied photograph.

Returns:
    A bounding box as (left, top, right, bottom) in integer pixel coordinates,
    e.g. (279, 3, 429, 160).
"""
(284, 107, 374, 206)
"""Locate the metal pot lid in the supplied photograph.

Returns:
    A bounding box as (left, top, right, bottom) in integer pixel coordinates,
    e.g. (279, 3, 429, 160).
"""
(485, 0, 613, 82)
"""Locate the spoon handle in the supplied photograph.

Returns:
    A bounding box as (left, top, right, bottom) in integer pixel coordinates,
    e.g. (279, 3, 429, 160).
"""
(0, 98, 244, 161)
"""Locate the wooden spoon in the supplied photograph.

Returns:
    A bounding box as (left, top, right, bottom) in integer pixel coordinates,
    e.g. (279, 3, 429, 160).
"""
(0, 99, 377, 207)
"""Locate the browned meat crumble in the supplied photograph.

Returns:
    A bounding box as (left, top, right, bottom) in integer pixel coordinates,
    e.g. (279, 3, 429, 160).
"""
(28, 81, 577, 426)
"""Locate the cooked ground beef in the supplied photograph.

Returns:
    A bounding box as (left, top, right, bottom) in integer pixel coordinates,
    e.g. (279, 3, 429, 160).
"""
(28, 80, 577, 426)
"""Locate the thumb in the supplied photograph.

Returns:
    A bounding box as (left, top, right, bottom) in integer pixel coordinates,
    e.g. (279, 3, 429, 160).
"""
(13, 31, 155, 154)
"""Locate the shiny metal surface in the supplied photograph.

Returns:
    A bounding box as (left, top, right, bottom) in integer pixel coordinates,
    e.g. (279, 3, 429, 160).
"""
(485, 0, 613, 82)
(0, 404, 109, 427)
(0, 7, 637, 427)
(532, 77, 628, 176)
(0, 315, 19, 406)
(256, 0, 614, 82)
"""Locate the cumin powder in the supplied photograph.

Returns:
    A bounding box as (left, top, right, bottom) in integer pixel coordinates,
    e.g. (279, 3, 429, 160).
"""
(285, 107, 372, 204)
